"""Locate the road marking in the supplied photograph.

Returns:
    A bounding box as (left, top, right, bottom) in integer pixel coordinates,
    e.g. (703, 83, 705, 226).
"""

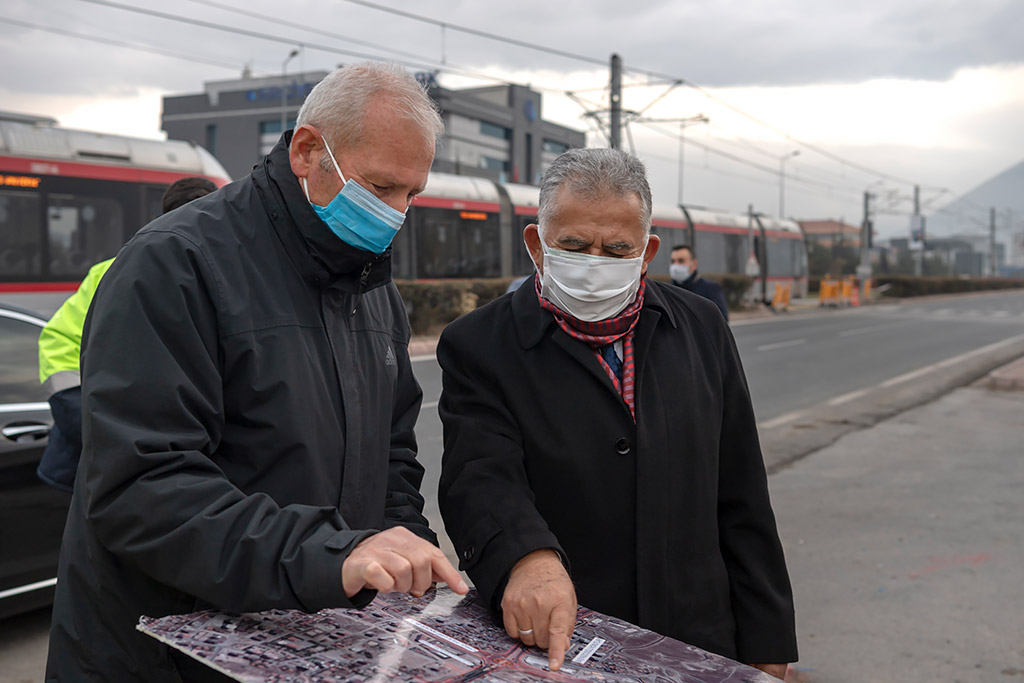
(934, 308, 953, 316)
(992, 310, 1009, 318)
(757, 338, 806, 351)
(0, 577, 57, 600)
(881, 333, 1024, 388)
(758, 410, 803, 429)
(838, 323, 893, 337)
(411, 354, 437, 363)
(827, 388, 871, 406)
(421, 400, 439, 410)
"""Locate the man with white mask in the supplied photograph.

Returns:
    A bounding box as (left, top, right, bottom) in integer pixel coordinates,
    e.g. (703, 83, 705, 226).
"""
(438, 148, 797, 678)
(46, 62, 467, 682)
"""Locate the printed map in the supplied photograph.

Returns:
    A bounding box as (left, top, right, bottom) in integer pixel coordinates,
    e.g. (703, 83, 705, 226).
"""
(138, 587, 775, 682)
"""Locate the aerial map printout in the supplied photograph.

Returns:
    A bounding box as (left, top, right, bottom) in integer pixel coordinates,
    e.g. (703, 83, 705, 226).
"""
(138, 587, 775, 683)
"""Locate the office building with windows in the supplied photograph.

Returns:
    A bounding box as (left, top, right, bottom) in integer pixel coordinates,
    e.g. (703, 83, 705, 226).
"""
(161, 70, 585, 184)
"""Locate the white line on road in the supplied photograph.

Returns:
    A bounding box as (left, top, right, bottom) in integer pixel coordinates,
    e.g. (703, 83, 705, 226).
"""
(758, 410, 804, 429)
(880, 333, 1024, 388)
(411, 354, 437, 363)
(838, 323, 894, 338)
(757, 339, 807, 351)
(827, 388, 871, 406)
(992, 310, 1010, 318)
(421, 400, 439, 410)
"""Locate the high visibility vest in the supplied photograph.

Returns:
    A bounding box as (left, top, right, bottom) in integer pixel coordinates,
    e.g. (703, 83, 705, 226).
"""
(38, 258, 115, 394)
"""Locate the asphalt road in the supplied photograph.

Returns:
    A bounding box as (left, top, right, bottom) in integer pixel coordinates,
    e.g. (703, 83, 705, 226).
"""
(3, 289, 1023, 680)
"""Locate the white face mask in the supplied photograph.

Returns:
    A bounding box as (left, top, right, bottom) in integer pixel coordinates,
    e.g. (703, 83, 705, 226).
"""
(670, 263, 691, 282)
(537, 244, 645, 321)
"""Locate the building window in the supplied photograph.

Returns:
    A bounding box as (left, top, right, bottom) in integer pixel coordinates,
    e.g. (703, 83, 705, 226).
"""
(543, 139, 569, 155)
(259, 119, 296, 156)
(480, 121, 511, 140)
(205, 124, 217, 157)
(481, 156, 509, 173)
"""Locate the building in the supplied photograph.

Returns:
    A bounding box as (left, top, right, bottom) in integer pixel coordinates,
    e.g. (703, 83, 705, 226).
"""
(161, 69, 585, 184)
(798, 220, 862, 248)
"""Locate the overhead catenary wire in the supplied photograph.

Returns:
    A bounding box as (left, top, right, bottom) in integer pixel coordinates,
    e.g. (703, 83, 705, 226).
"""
(335, 0, 940, 192)
(0, 15, 243, 71)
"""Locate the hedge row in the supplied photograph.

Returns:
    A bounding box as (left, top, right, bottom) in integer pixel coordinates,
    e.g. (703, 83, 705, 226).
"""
(398, 274, 756, 336)
(396, 279, 516, 335)
(873, 275, 1024, 298)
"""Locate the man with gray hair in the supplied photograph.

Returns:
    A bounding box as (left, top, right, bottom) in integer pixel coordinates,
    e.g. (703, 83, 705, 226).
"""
(438, 148, 797, 677)
(46, 62, 466, 681)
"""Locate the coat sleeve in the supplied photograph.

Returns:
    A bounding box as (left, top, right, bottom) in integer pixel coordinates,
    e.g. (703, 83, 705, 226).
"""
(437, 318, 566, 610)
(713, 317, 798, 663)
(80, 230, 374, 614)
(380, 333, 435, 544)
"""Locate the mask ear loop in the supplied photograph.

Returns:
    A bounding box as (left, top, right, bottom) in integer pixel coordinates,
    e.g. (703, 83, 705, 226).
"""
(319, 135, 348, 184)
(301, 131, 347, 203)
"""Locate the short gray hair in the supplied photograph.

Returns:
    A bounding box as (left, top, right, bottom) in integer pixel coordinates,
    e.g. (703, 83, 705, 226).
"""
(296, 62, 443, 153)
(537, 148, 652, 238)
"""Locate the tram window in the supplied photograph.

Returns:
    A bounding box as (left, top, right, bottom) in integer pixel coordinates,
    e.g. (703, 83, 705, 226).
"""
(512, 217, 537, 275)
(0, 191, 43, 278)
(47, 194, 123, 278)
(459, 217, 500, 277)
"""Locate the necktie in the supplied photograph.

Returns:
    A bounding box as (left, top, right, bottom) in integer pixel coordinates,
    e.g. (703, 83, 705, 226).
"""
(601, 343, 622, 380)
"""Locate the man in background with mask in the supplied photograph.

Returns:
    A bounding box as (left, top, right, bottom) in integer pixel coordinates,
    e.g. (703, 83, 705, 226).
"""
(47, 62, 467, 682)
(437, 148, 796, 678)
(670, 243, 729, 321)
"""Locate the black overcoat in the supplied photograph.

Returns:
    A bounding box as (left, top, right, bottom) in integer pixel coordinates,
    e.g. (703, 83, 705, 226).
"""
(45, 134, 431, 681)
(438, 279, 797, 664)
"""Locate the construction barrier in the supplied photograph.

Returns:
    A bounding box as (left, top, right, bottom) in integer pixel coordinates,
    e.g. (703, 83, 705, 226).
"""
(771, 283, 792, 311)
(818, 276, 872, 307)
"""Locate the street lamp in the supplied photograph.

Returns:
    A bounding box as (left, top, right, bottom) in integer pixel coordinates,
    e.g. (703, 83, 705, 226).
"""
(778, 149, 800, 218)
(281, 48, 301, 134)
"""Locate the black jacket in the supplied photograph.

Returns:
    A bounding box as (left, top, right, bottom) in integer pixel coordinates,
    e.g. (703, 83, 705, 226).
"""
(46, 134, 431, 681)
(674, 270, 729, 320)
(438, 280, 796, 664)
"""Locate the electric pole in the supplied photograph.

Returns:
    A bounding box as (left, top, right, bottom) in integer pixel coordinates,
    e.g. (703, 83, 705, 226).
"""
(990, 207, 997, 277)
(610, 53, 622, 150)
(858, 191, 873, 299)
(913, 184, 922, 276)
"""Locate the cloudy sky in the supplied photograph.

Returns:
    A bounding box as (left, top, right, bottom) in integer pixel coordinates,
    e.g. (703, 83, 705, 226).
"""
(2, 0, 1023, 239)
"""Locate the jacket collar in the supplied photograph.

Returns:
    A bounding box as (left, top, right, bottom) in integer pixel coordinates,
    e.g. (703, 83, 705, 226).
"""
(253, 131, 392, 292)
(512, 274, 679, 349)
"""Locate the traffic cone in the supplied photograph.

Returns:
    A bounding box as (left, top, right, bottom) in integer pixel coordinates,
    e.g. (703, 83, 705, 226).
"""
(850, 281, 860, 307)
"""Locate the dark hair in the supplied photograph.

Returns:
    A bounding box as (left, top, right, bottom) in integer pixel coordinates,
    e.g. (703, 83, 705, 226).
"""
(671, 244, 695, 257)
(161, 177, 218, 214)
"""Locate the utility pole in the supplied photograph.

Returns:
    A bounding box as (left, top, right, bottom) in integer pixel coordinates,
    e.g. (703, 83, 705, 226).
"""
(858, 191, 873, 300)
(913, 184, 922, 276)
(609, 53, 622, 150)
(990, 207, 997, 277)
(778, 150, 800, 218)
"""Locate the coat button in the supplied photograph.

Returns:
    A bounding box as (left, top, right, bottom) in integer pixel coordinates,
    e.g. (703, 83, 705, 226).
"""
(462, 546, 475, 562)
(615, 437, 631, 455)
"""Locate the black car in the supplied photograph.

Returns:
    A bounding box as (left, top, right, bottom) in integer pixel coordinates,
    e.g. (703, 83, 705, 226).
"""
(0, 302, 68, 619)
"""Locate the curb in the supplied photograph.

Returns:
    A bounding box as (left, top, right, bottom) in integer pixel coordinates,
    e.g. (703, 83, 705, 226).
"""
(977, 355, 1024, 391)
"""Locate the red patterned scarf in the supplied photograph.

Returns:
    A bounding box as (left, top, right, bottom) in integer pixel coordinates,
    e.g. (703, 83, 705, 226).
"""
(535, 273, 646, 421)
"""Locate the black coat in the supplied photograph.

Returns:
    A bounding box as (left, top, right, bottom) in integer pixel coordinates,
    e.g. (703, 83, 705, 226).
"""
(46, 133, 431, 681)
(438, 279, 797, 663)
(675, 271, 729, 321)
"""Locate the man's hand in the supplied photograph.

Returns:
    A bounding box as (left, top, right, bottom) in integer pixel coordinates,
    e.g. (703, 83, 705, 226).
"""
(751, 663, 788, 680)
(341, 527, 468, 598)
(500, 549, 577, 671)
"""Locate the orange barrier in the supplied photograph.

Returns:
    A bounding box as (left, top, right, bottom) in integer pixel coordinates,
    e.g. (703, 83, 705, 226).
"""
(818, 279, 840, 306)
(771, 282, 792, 311)
(850, 280, 860, 307)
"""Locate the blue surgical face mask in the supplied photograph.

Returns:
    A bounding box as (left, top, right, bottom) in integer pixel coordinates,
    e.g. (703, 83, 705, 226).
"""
(301, 135, 407, 254)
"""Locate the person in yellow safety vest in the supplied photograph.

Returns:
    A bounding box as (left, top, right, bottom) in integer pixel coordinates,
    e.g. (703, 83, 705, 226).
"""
(36, 177, 218, 491)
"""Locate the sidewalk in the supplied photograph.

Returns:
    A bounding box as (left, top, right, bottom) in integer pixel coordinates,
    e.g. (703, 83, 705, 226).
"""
(774, 356, 1024, 683)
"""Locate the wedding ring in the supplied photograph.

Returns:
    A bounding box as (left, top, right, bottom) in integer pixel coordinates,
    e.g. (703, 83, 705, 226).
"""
(518, 628, 534, 635)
